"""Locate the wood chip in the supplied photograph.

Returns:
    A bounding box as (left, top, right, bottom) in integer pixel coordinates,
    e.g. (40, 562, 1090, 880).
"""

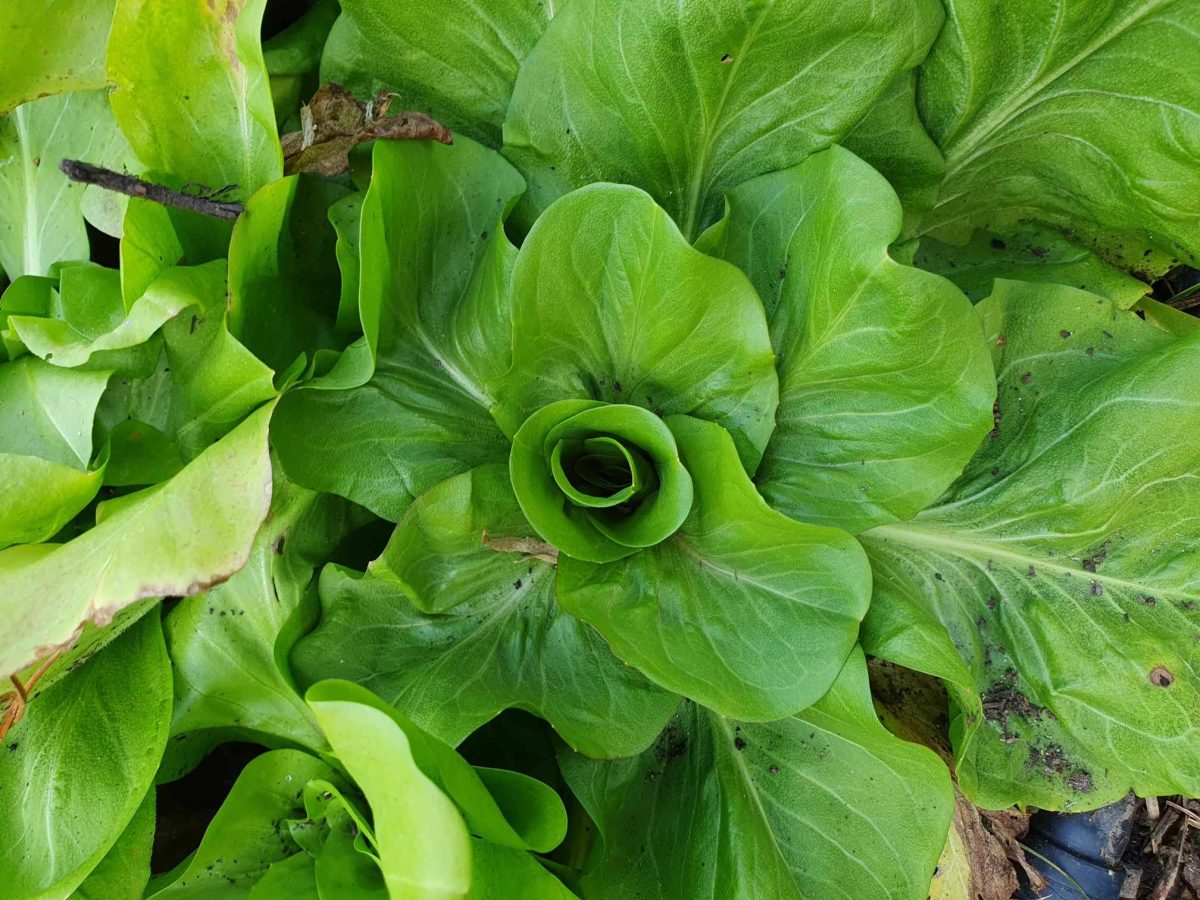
(1148, 796, 1161, 821)
(1120, 866, 1142, 900)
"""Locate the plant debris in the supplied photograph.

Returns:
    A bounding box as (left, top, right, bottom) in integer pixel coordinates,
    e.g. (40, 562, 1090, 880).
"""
(280, 83, 452, 176)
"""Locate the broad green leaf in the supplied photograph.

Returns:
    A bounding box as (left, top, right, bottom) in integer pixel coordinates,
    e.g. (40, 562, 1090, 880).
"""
(503, 0, 944, 237)
(148, 750, 339, 898)
(0, 403, 273, 679)
(917, 0, 1200, 269)
(292, 464, 678, 758)
(108, 0, 281, 198)
(0, 91, 124, 278)
(700, 146, 995, 534)
(306, 683, 473, 900)
(493, 183, 777, 473)
(327, 191, 363, 334)
(861, 280, 1200, 808)
(561, 648, 954, 900)
(0, 612, 171, 900)
(321, 0, 552, 146)
(1135, 296, 1200, 337)
(915, 225, 1150, 307)
(0, 0, 115, 112)
(305, 680, 567, 854)
(841, 72, 945, 239)
(165, 474, 355, 757)
(273, 138, 524, 520)
(95, 259, 276, 460)
(246, 854, 319, 900)
(311, 802, 387, 899)
(558, 415, 870, 720)
(228, 175, 351, 372)
(10, 262, 180, 372)
(73, 790, 156, 900)
(467, 841, 575, 900)
(0, 357, 109, 546)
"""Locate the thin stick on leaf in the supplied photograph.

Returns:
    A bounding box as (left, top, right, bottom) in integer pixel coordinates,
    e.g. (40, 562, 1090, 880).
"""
(59, 159, 245, 220)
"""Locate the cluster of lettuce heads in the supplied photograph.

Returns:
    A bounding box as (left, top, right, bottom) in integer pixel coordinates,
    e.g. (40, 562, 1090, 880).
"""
(2, 0, 1199, 897)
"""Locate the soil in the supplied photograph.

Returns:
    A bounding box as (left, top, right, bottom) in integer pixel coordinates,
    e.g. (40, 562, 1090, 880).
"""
(1118, 798, 1200, 899)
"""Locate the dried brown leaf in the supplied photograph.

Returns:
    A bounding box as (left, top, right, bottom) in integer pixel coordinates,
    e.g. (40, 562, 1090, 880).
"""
(952, 788, 1044, 900)
(281, 83, 452, 176)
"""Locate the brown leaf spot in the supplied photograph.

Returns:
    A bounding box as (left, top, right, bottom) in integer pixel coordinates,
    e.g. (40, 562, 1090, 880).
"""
(1149, 666, 1174, 687)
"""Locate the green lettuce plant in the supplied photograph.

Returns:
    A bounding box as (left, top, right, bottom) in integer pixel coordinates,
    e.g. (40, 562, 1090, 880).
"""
(2, 0, 1200, 897)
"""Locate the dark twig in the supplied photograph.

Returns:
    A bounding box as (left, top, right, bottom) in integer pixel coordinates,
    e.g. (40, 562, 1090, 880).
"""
(60, 159, 244, 221)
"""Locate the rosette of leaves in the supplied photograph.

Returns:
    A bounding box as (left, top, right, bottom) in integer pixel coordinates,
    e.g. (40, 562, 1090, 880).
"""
(274, 132, 996, 761)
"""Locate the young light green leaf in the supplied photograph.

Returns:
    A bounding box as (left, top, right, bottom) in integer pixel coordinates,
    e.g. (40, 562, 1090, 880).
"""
(503, 0, 944, 237)
(0, 613, 171, 900)
(148, 750, 340, 898)
(560, 648, 954, 900)
(862, 280, 1200, 808)
(0, 0, 115, 112)
(73, 790, 156, 900)
(306, 679, 568, 854)
(306, 683, 473, 900)
(915, 225, 1150, 307)
(0, 357, 109, 546)
(558, 416, 870, 720)
(292, 464, 678, 758)
(321, 0, 552, 146)
(10, 262, 183, 372)
(108, 0, 281, 198)
(917, 0, 1200, 268)
(700, 146, 996, 533)
(493, 183, 777, 473)
(164, 474, 356, 757)
(273, 138, 524, 520)
(0, 403, 273, 680)
(0, 91, 125, 278)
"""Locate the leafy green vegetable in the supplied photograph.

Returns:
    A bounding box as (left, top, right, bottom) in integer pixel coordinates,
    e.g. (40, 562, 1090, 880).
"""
(863, 281, 1200, 808)
(0, 356, 108, 546)
(292, 463, 678, 758)
(108, 0, 281, 198)
(561, 649, 953, 899)
(0, 0, 115, 113)
(699, 145, 996, 533)
(5, 1, 1200, 896)
(0, 91, 125, 278)
(504, 0, 945, 236)
(164, 473, 355, 759)
(0, 403, 272, 679)
(322, 0, 551, 147)
(0, 611, 170, 899)
(915, 224, 1150, 306)
(74, 790, 156, 900)
(916, 0, 1200, 269)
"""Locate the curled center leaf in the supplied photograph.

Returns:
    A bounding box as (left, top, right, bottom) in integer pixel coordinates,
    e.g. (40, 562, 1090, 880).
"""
(510, 400, 693, 562)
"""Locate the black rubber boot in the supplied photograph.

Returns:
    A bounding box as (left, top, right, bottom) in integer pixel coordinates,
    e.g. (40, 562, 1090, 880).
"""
(1015, 794, 1138, 899)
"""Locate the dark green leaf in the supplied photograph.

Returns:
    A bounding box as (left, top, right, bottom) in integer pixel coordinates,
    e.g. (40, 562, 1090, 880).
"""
(0, 613, 171, 899)
(561, 648, 953, 900)
(292, 464, 677, 758)
(503, 0, 945, 237)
